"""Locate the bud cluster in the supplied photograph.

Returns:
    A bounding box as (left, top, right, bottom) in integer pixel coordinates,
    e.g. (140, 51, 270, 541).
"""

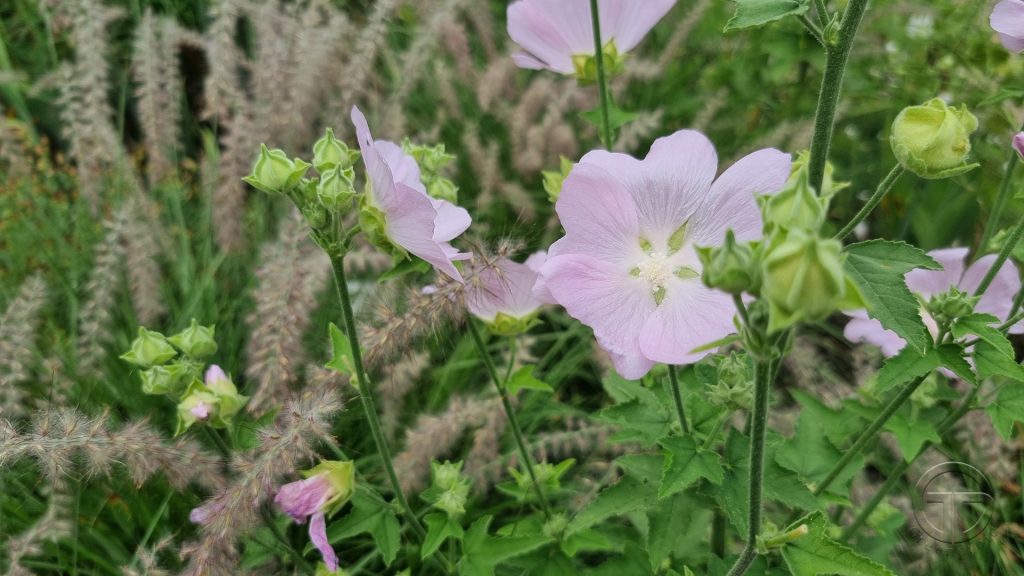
(403, 140, 459, 204)
(423, 461, 472, 518)
(926, 287, 979, 329)
(706, 353, 754, 411)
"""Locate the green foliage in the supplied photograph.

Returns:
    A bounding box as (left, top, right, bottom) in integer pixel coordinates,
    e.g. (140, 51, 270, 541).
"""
(725, 0, 810, 32)
(328, 492, 402, 567)
(779, 512, 896, 576)
(658, 436, 724, 498)
(458, 516, 549, 576)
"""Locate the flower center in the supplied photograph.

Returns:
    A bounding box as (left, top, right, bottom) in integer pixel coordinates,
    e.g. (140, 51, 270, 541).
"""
(637, 252, 672, 293)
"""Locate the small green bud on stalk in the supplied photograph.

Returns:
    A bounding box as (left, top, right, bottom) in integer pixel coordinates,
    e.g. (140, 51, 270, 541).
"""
(312, 128, 359, 173)
(890, 98, 979, 179)
(168, 319, 218, 359)
(139, 362, 194, 396)
(707, 353, 753, 411)
(761, 228, 847, 332)
(317, 166, 357, 211)
(243, 144, 310, 194)
(121, 327, 177, 367)
(927, 287, 979, 328)
(697, 229, 759, 295)
(762, 165, 827, 232)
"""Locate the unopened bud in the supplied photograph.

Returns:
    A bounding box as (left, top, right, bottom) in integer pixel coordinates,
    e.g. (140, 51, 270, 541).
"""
(168, 319, 218, 359)
(891, 98, 979, 179)
(317, 166, 357, 211)
(761, 228, 846, 332)
(313, 128, 359, 173)
(121, 327, 177, 368)
(697, 229, 758, 295)
(243, 144, 310, 194)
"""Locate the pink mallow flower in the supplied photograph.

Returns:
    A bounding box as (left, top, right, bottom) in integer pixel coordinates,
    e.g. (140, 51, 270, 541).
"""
(274, 461, 356, 573)
(507, 0, 676, 74)
(844, 247, 1024, 357)
(537, 131, 791, 379)
(1014, 132, 1024, 159)
(351, 106, 471, 282)
(991, 0, 1024, 52)
(467, 252, 549, 334)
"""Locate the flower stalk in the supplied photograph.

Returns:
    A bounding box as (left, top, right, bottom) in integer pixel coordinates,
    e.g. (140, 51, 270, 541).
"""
(977, 151, 1018, 256)
(834, 165, 904, 240)
(667, 365, 690, 435)
(974, 212, 1024, 297)
(589, 0, 613, 149)
(328, 252, 426, 541)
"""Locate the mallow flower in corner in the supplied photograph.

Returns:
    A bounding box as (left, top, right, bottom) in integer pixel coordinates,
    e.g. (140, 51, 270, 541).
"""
(274, 460, 356, 573)
(350, 106, 471, 282)
(991, 0, 1024, 52)
(467, 252, 549, 335)
(845, 247, 1024, 357)
(537, 130, 791, 379)
(506, 0, 676, 77)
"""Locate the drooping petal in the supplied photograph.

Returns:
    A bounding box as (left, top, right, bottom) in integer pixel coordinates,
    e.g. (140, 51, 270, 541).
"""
(905, 247, 969, 297)
(506, 1, 581, 74)
(430, 198, 472, 243)
(549, 162, 643, 264)
(843, 313, 907, 357)
(376, 140, 427, 194)
(692, 148, 792, 245)
(603, 0, 677, 53)
(991, 0, 1024, 51)
(606, 349, 657, 380)
(309, 511, 339, 572)
(960, 254, 1022, 330)
(638, 283, 736, 365)
(274, 475, 332, 521)
(383, 183, 465, 282)
(467, 256, 546, 321)
(580, 130, 718, 247)
(351, 106, 398, 208)
(540, 254, 656, 372)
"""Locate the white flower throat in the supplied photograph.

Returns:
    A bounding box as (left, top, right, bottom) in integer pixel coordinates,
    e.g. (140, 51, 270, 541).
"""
(633, 225, 700, 305)
(637, 252, 672, 293)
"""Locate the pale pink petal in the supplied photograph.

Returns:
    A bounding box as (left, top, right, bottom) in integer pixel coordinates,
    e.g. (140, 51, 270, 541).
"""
(844, 315, 907, 357)
(204, 365, 228, 386)
(638, 284, 736, 364)
(1015, 133, 1024, 159)
(189, 403, 212, 420)
(512, 51, 548, 70)
(351, 107, 397, 208)
(540, 254, 655, 368)
(383, 183, 465, 282)
(992, 0, 1024, 51)
(579, 130, 718, 246)
(607, 349, 656, 380)
(467, 257, 545, 321)
(309, 511, 339, 572)
(506, 1, 579, 74)
(692, 148, 792, 245)
(189, 498, 226, 525)
(377, 140, 426, 194)
(905, 247, 969, 297)
(603, 0, 677, 52)
(430, 198, 472, 243)
(549, 162, 642, 264)
(274, 475, 332, 521)
(960, 254, 1021, 327)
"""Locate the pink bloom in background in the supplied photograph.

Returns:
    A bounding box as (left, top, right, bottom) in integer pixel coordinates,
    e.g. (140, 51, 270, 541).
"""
(351, 107, 471, 282)
(537, 130, 791, 379)
(991, 0, 1024, 52)
(844, 247, 1024, 357)
(507, 0, 676, 74)
(274, 475, 339, 571)
(1014, 132, 1024, 159)
(467, 252, 549, 323)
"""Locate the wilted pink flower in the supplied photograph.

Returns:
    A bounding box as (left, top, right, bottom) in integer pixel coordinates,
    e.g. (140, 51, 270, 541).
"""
(189, 402, 212, 420)
(507, 0, 676, 74)
(537, 130, 791, 379)
(205, 364, 229, 386)
(467, 252, 548, 323)
(275, 475, 338, 570)
(351, 107, 471, 282)
(188, 497, 226, 525)
(991, 0, 1024, 52)
(1014, 132, 1024, 159)
(844, 247, 1024, 357)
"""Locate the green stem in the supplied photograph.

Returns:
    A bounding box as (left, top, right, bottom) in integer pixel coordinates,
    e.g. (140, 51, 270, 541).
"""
(201, 426, 231, 458)
(667, 364, 690, 435)
(701, 411, 729, 450)
(814, 0, 830, 25)
(261, 505, 311, 571)
(798, 15, 825, 46)
(1010, 288, 1024, 320)
(813, 374, 928, 497)
(834, 165, 904, 240)
(467, 319, 553, 519)
(978, 153, 1018, 256)
(711, 511, 728, 559)
(329, 253, 426, 541)
(807, 0, 871, 192)
(974, 213, 1024, 297)
(725, 359, 772, 576)
(589, 0, 613, 149)
(840, 386, 978, 540)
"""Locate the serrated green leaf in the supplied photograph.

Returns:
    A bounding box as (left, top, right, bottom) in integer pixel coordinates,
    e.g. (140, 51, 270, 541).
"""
(580, 99, 639, 132)
(507, 365, 553, 395)
(973, 341, 1024, 382)
(985, 383, 1024, 440)
(566, 476, 658, 535)
(326, 323, 355, 375)
(459, 516, 550, 576)
(327, 493, 401, 567)
(422, 513, 463, 560)
(776, 411, 863, 494)
(936, 343, 976, 384)
(951, 314, 1013, 358)
(789, 390, 864, 447)
(884, 406, 942, 460)
(873, 345, 939, 393)
(646, 492, 691, 567)
(658, 436, 724, 498)
(781, 512, 896, 576)
(844, 240, 941, 353)
(725, 0, 810, 31)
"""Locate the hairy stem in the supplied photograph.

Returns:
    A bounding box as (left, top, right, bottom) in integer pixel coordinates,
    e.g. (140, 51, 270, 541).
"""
(668, 364, 690, 435)
(329, 253, 426, 540)
(808, 0, 871, 192)
(974, 212, 1024, 297)
(725, 359, 773, 576)
(467, 319, 553, 518)
(589, 0, 613, 149)
(834, 165, 904, 240)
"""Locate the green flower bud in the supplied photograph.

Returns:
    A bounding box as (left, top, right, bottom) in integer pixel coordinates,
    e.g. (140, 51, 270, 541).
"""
(176, 383, 220, 435)
(697, 229, 759, 295)
(542, 513, 569, 539)
(317, 166, 357, 211)
(789, 150, 849, 199)
(304, 460, 357, 516)
(167, 319, 218, 359)
(427, 178, 459, 204)
(403, 141, 456, 173)
(487, 312, 541, 337)
(358, 197, 406, 260)
(242, 144, 311, 194)
(572, 41, 625, 84)
(928, 287, 979, 328)
(433, 484, 469, 517)
(761, 228, 846, 332)
(431, 460, 465, 491)
(204, 367, 247, 420)
(761, 163, 827, 232)
(542, 156, 574, 203)
(312, 128, 359, 173)
(890, 98, 979, 179)
(706, 353, 753, 411)
(302, 204, 329, 230)
(121, 327, 177, 368)
(139, 361, 194, 395)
